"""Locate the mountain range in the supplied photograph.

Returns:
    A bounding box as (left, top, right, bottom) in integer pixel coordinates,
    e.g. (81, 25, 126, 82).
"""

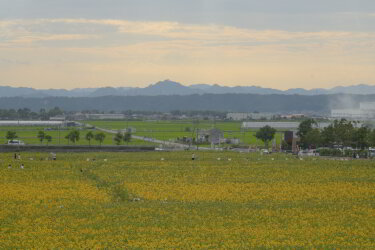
(1, 80, 375, 97)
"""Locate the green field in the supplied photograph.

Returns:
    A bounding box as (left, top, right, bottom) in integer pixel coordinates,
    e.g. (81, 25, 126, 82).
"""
(1, 151, 374, 248)
(86, 120, 242, 131)
(0, 120, 286, 147)
(86, 120, 285, 147)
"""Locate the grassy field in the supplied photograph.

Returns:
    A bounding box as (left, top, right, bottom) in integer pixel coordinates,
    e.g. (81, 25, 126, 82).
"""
(86, 120, 285, 147)
(0, 127, 155, 146)
(1, 151, 374, 248)
(0, 120, 286, 147)
(86, 120, 242, 131)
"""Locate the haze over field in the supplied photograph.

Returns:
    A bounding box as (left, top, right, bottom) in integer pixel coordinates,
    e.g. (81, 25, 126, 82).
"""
(1, 0, 375, 90)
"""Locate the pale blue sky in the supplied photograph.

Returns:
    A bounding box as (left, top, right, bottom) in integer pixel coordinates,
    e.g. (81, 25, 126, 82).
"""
(0, 0, 375, 89)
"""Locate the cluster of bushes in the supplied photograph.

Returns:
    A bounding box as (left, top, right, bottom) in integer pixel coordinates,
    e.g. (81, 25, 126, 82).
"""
(298, 119, 375, 150)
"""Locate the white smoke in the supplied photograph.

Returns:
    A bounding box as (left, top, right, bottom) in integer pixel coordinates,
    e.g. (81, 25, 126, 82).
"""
(329, 95, 359, 110)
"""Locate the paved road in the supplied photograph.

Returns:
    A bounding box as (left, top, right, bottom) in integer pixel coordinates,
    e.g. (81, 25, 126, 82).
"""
(93, 126, 215, 151)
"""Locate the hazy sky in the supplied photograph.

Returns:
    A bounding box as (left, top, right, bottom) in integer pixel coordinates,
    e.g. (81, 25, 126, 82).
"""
(1, 0, 375, 89)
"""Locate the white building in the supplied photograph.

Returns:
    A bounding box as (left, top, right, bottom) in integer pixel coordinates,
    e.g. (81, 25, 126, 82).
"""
(50, 115, 66, 121)
(241, 122, 332, 130)
(0, 120, 65, 126)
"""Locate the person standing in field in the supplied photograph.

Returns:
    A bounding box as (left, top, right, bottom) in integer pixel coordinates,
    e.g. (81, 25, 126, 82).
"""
(192, 153, 195, 160)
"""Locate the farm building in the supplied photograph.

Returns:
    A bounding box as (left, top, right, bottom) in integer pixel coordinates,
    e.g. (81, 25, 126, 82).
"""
(198, 128, 223, 144)
(124, 127, 136, 133)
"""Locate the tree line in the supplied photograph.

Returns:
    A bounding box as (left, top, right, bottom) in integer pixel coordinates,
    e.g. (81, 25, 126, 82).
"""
(0, 107, 226, 121)
(0, 107, 63, 120)
(252, 119, 375, 152)
(5, 130, 132, 146)
(297, 119, 375, 150)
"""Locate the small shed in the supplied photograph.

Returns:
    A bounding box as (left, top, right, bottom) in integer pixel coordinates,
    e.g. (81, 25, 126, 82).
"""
(198, 128, 223, 144)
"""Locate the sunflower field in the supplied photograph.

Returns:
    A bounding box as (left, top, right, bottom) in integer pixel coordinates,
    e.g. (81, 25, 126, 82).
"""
(1, 151, 374, 248)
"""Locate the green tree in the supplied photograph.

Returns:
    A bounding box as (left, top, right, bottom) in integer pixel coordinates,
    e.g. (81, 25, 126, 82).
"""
(297, 119, 317, 149)
(321, 119, 357, 148)
(39, 108, 49, 121)
(47, 107, 63, 117)
(95, 132, 106, 146)
(123, 132, 131, 144)
(321, 125, 335, 147)
(368, 129, 375, 147)
(303, 128, 322, 149)
(37, 131, 45, 144)
(352, 126, 370, 149)
(65, 130, 80, 144)
(45, 135, 52, 146)
(17, 108, 31, 119)
(255, 125, 276, 149)
(114, 132, 123, 145)
(85, 131, 94, 146)
(6, 131, 18, 141)
(333, 119, 354, 147)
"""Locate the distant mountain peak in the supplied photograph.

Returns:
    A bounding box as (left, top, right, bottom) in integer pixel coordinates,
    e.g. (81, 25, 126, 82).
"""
(150, 79, 183, 87)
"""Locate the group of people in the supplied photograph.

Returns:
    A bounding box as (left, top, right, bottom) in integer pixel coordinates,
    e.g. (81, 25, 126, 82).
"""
(6, 152, 57, 169)
(7, 153, 24, 169)
(8, 163, 24, 169)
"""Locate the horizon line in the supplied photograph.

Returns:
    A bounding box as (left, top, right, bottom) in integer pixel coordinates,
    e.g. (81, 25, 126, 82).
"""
(0, 80, 373, 91)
